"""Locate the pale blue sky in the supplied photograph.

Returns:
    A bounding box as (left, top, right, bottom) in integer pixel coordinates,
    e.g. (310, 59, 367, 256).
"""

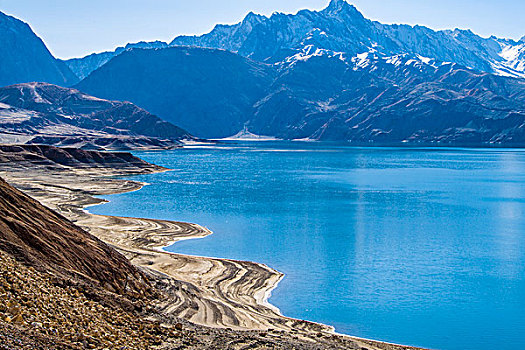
(0, 0, 523, 59)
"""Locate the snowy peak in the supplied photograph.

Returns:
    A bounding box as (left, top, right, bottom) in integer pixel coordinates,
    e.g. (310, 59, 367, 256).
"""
(243, 11, 266, 25)
(237, 11, 266, 36)
(64, 4, 525, 81)
(322, 0, 366, 23)
(324, 0, 352, 13)
(167, 4, 525, 79)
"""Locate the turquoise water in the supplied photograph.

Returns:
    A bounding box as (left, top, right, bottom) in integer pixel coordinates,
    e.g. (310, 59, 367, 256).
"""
(90, 142, 525, 350)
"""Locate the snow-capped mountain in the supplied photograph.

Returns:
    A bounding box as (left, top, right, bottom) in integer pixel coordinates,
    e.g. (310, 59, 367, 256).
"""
(65, 0, 524, 80)
(76, 45, 525, 146)
(1, 2, 524, 146)
(171, 0, 525, 78)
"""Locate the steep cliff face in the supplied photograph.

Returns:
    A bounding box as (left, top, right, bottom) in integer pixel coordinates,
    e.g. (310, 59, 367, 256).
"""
(0, 11, 77, 87)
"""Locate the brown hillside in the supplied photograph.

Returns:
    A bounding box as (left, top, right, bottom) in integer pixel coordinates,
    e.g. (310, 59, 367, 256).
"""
(0, 176, 150, 297)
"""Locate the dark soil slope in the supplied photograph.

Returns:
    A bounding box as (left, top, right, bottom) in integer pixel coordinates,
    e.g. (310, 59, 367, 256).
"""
(0, 176, 150, 297)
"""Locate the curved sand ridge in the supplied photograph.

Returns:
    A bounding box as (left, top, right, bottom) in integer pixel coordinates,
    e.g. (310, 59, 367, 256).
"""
(0, 166, 331, 334)
(75, 196, 332, 333)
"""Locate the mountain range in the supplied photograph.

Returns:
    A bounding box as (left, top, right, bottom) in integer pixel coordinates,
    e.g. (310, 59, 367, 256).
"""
(0, 82, 191, 150)
(1, 0, 524, 146)
(75, 45, 525, 144)
(68, 0, 525, 81)
(65, 41, 169, 80)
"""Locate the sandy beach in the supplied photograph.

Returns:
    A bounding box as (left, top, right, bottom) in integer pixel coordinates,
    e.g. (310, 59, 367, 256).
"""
(0, 145, 423, 350)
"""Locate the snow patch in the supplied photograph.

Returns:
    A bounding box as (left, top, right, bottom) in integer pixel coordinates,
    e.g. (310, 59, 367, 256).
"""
(286, 45, 346, 65)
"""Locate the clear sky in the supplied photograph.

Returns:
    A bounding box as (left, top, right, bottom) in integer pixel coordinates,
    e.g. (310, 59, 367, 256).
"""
(0, 0, 523, 59)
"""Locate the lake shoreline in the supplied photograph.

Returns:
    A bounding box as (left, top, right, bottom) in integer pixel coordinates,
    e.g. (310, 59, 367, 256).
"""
(76, 172, 425, 350)
(0, 144, 424, 350)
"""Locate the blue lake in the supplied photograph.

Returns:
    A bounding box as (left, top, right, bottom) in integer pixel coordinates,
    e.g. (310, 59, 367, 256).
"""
(89, 142, 525, 350)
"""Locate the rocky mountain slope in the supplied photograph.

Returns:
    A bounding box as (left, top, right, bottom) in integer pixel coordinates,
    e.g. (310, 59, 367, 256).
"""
(0, 175, 151, 297)
(264, 54, 525, 145)
(0, 250, 393, 349)
(77, 47, 274, 138)
(0, 11, 77, 87)
(0, 147, 178, 348)
(0, 82, 191, 150)
(172, 0, 525, 79)
(76, 44, 525, 145)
